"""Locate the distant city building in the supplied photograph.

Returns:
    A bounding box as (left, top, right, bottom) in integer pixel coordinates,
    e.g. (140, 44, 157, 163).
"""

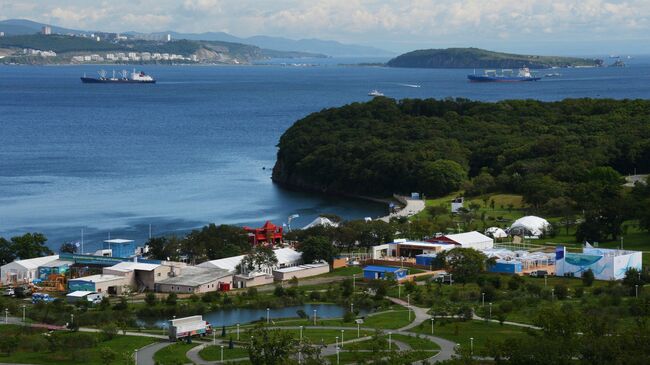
(166, 33, 172, 42)
(42, 26, 52, 35)
(0, 31, 5, 37)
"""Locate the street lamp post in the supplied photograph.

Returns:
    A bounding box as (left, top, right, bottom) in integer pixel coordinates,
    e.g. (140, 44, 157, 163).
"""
(470, 337, 474, 356)
(21, 305, 26, 323)
(544, 274, 548, 287)
(313, 310, 317, 325)
(388, 332, 392, 350)
(357, 322, 360, 338)
(336, 345, 340, 365)
(407, 294, 411, 321)
(220, 345, 224, 362)
(266, 308, 270, 324)
(213, 329, 216, 345)
(4, 308, 8, 324)
(398, 284, 401, 298)
(70, 313, 74, 327)
(351, 302, 354, 313)
(431, 316, 434, 335)
(636, 285, 639, 298)
(134, 349, 138, 365)
(335, 336, 339, 349)
(450, 273, 453, 285)
(353, 274, 356, 292)
(300, 326, 303, 340)
(481, 292, 485, 307)
(489, 303, 492, 321)
(341, 330, 344, 348)
(237, 323, 240, 341)
(551, 288, 555, 301)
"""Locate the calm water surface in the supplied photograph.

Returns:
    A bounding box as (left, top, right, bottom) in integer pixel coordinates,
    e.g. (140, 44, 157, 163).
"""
(1, 57, 649, 250)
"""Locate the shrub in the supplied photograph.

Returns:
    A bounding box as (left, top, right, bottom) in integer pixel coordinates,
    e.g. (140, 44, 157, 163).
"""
(145, 292, 157, 305)
(309, 291, 321, 301)
(101, 323, 119, 341)
(554, 284, 569, 300)
(165, 293, 178, 306)
(582, 269, 595, 287)
(343, 310, 355, 323)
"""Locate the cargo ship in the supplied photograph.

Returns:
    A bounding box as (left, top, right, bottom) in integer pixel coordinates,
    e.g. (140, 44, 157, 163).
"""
(81, 69, 156, 84)
(468, 67, 541, 82)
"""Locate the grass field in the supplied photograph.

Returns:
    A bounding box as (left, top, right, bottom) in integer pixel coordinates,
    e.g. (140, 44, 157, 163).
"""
(0, 330, 158, 365)
(409, 319, 527, 353)
(199, 345, 249, 361)
(362, 309, 413, 329)
(153, 342, 198, 365)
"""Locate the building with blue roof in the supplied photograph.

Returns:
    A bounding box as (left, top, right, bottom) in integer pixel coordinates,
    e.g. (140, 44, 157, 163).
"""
(363, 265, 408, 281)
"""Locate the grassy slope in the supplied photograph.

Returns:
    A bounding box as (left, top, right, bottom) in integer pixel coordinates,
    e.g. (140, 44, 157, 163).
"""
(153, 342, 198, 365)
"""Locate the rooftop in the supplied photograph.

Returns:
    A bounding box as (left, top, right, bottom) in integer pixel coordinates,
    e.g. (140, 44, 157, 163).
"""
(104, 239, 134, 244)
(198, 247, 302, 272)
(107, 261, 160, 272)
(444, 231, 493, 246)
(69, 274, 125, 284)
(8, 255, 60, 270)
(66, 291, 97, 297)
(274, 263, 328, 273)
(157, 267, 231, 287)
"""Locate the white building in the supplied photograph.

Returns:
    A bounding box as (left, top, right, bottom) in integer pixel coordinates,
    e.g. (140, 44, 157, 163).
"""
(442, 231, 494, 250)
(508, 216, 551, 238)
(1, 255, 60, 285)
(42, 26, 51, 35)
(198, 247, 302, 275)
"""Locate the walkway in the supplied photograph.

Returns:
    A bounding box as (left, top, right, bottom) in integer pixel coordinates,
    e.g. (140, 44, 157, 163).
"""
(137, 342, 173, 365)
(378, 197, 426, 222)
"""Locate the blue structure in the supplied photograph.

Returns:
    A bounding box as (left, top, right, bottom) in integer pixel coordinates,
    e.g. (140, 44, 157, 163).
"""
(488, 260, 523, 274)
(59, 253, 161, 266)
(415, 254, 437, 267)
(363, 266, 408, 281)
(103, 239, 138, 258)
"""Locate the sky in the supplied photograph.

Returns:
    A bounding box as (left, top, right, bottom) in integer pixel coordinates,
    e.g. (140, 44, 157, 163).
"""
(1, 0, 649, 55)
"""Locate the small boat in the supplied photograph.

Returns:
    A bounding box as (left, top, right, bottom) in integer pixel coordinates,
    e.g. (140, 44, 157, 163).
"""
(368, 90, 384, 97)
(544, 72, 561, 77)
(81, 69, 156, 84)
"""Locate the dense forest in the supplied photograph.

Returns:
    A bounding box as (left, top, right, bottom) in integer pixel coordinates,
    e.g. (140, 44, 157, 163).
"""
(386, 47, 602, 69)
(273, 98, 650, 242)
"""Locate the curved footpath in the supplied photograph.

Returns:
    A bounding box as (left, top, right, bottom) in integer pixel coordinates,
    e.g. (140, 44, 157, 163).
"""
(378, 197, 426, 223)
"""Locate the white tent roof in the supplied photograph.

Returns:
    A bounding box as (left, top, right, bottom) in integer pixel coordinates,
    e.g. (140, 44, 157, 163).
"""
(198, 248, 302, 272)
(445, 231, 493, 246)
(303, 217, 339, 230)
(485, 227, 508, 238)
(509, 216, 550, 236)
(10, 255, 59, 270)
(66, 291, 96, 298)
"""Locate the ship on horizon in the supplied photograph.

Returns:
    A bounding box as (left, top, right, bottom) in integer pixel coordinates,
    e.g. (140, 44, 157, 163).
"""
(468, 67, 541, 82)
(81, 69, 156, 84)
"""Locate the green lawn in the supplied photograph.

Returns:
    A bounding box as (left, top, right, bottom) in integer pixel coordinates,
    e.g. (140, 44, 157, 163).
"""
(316, 266, 363, 278)
(363, 309, 413, 329)
(409, 319, 527, 353)
(0, 331, 158, 365)
(199, 345, 249, 361)
(390, 333, 440, 351)
(153, 342, 197, 365)
(282, 328, 374, 345)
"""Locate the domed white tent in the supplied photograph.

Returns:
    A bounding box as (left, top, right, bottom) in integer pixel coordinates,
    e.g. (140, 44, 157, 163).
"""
(302, 216, 339, 230)
(508, 216, 551, 238)
(485, 227, 508, 239)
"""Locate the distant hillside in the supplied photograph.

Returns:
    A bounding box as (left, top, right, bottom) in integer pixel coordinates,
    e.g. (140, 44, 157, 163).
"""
(387, 47, 602, 69)
(148, 32, 394, 57)
(0, 34, 281, 64)
(0, 19, 87, 35)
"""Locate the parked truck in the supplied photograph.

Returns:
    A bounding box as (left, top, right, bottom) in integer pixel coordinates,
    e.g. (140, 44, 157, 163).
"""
(168, 315, 212, 341)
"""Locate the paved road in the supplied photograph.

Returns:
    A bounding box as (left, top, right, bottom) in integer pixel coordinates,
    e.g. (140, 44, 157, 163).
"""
(378, 198, 426, 223)
(137, 342, 173, 365)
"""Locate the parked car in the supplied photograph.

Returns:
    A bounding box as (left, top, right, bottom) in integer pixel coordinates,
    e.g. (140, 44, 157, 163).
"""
(530, 270, 549, 277)
(14, 286, 32, 298)
(3, 287, 15, 297)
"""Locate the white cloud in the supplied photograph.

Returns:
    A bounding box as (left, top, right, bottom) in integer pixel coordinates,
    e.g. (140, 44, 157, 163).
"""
(2, 0, 649, 52)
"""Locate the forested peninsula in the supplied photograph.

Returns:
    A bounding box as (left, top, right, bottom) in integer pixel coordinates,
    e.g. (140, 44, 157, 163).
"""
(272, 97, 650, 199)
(386, 47, 602, 69)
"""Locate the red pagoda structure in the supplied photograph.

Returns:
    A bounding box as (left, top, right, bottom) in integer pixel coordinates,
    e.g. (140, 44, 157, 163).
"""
(243, 221, 284, 246)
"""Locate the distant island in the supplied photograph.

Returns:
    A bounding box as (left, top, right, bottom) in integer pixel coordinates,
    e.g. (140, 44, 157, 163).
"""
(387, 47, 603, 69)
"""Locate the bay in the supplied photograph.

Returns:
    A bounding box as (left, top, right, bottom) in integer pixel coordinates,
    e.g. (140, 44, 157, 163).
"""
(1, 56, 649, 251)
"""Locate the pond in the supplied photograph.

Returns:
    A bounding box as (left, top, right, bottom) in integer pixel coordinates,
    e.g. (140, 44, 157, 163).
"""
(140, 303, 368, 328)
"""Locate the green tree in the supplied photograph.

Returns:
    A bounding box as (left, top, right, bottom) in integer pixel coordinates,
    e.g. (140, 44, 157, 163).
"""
(239, 246, 278, 274)
(418, 159, 467, 197)
(10, 233, 52, 260)
(144, 292, 157, 305)
(0, 237, 15, 265)
(59, 242, 77, 254)
(165, 293, 178, 306)
(437, 248, 493, 285)
(99, 347, 117, 365)
(299, 236, 337, 264)
(246, 325, 320, 365)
